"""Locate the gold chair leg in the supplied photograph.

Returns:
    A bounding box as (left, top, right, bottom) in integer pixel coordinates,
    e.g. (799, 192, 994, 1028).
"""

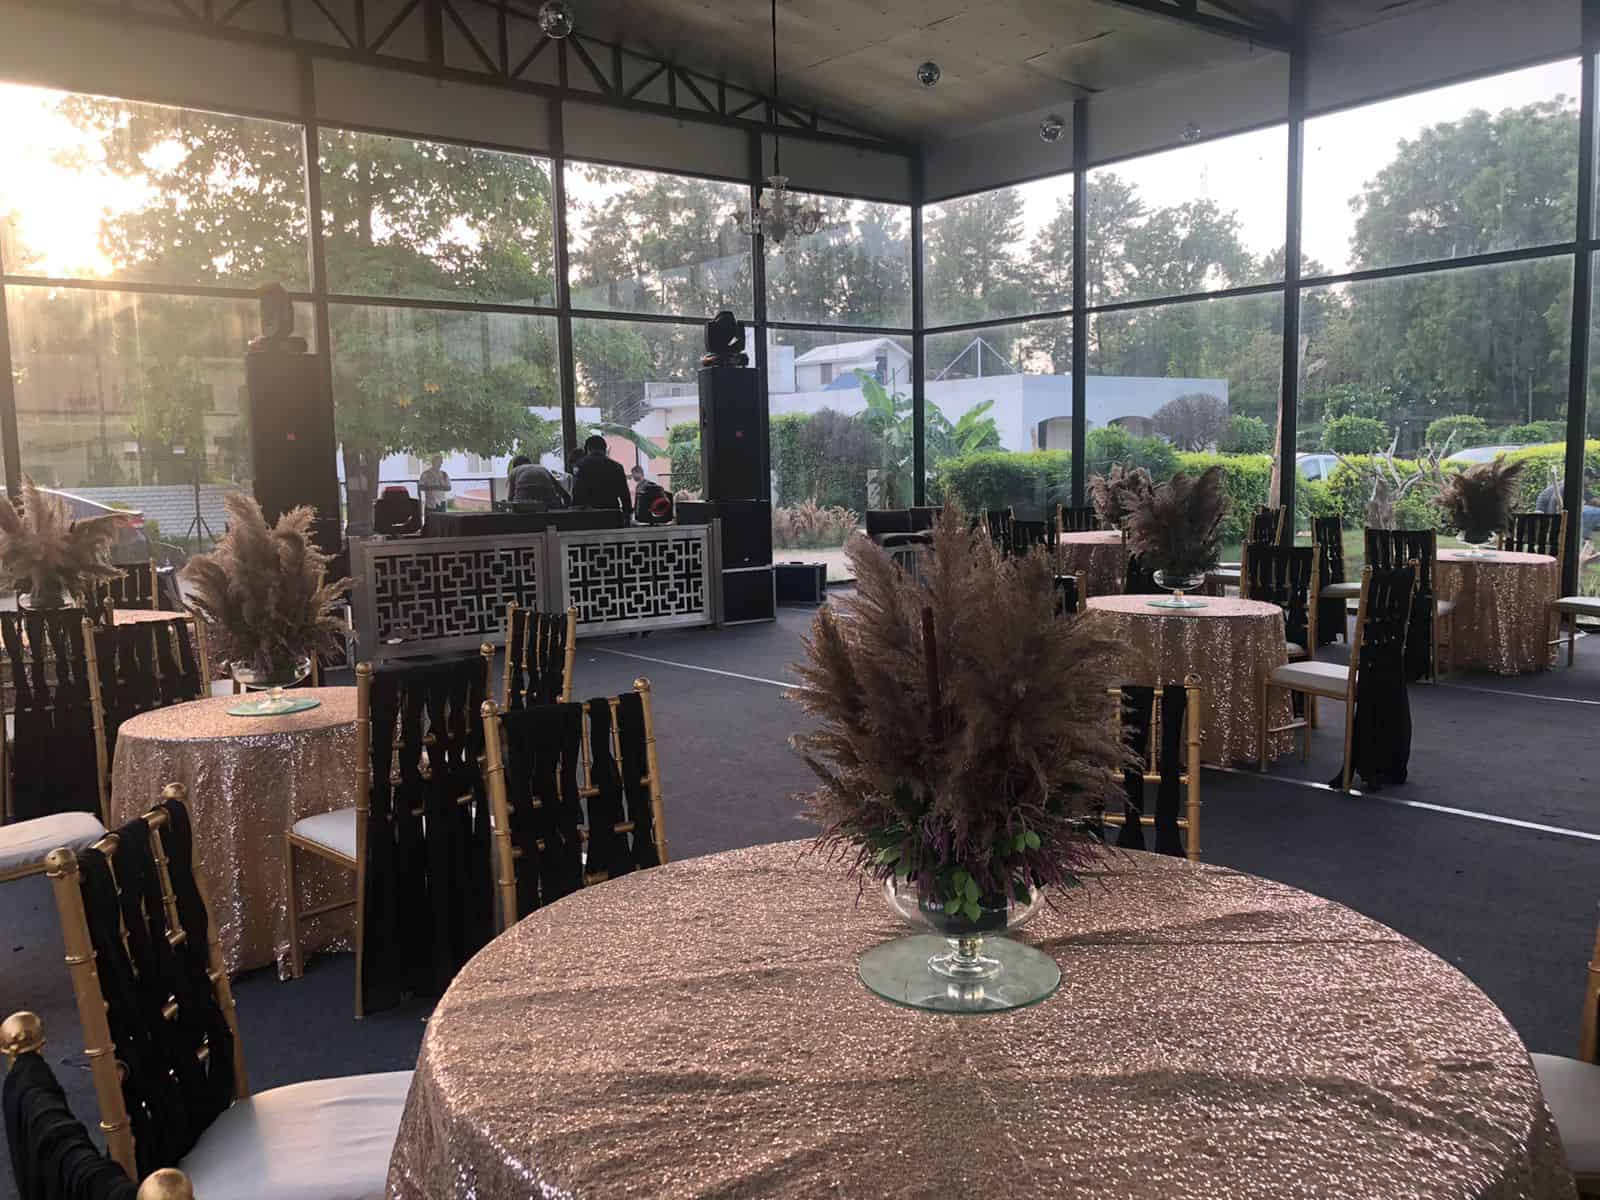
(284, 841, 305, 980)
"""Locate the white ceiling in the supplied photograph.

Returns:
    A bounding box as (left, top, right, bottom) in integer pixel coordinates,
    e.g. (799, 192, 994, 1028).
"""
(542, 0, 1419, 142)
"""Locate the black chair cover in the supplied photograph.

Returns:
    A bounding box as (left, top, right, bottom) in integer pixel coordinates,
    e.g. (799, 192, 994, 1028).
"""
(1342, 565, 1416, 789)
(1111, 687, 1188, 857)
(505, 609, 569, 710)
(93, 619, 204, 774)
(1011, 520, 1052, 557)
(497, 692, 659, 919)
(865, 510, 912, 539)
(1365, 529, 1436, 681)
(1244, 545, 1315, 654)
(1060, 506, 1099, 533)
(1312, 516, 1346, 647)
(1123, 553, 1163, 596)
(1, 611, 100, 821)
(908, 506, 941, 532)
(983, 510, 1014, 554)
(1250, 507, 1284, 546)
(1505, 512, 1563, 557)
(1052, 575, 1081, 616)
(360, 652, 494, 1015)
(75, 799, 236, 1177)
(4, 1052, 137, 1200)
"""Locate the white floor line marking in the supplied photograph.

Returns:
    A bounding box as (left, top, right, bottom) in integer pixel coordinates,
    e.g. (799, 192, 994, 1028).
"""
(1436, 682, 1600, 707)
(586, 646, 797, 690)
(1210, 765, 1600, 842)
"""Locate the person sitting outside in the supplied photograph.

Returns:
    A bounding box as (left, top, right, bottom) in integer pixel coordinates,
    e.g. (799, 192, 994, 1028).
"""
(572, 434, 632, 524)
(508, 453, 571, 508)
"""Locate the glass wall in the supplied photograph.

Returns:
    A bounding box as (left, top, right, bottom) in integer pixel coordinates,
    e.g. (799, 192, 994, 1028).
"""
(573, 317, 701, 494)
(765, 192, 911, 328)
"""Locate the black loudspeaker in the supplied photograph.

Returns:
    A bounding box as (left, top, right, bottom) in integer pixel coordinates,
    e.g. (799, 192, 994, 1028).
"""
(698, 366, 767, 501)
(677, 500, 771, 567)
(722, 567, 776, 623)
(245, 347, 342, 553)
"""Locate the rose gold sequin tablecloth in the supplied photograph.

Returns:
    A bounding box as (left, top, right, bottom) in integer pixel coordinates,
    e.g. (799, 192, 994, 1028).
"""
(1085, 594, 1292, 765)
(1437, 549, 1559, 676)
(110, 608, 187, 626)
(387, 842, 1573, 1200)
(1060, 529, 1125, 596)
(110, 688, 357, 976)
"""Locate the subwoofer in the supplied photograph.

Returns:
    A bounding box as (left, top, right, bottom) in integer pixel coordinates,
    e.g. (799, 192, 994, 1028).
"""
(698, 366, 767, 501)
(677, 499, 771, 567)
(245, 346, 342, 553)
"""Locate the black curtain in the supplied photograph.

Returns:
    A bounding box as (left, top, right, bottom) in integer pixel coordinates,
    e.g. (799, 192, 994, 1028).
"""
(505, 611, 569, 710)
(359, 653, 495, 1015)
(1366, 530, 1436, 682)
(4, 1052, 138, 1200)
(1, 611, 99, 821)
(1112, 686, 1188, 857)
(1342, 565, 1415, 789)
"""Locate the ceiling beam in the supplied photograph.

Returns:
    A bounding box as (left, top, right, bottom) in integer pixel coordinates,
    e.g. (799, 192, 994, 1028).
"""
(1089, 0, 1295, 52)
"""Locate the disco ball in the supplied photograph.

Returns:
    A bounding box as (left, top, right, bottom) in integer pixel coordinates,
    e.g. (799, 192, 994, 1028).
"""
(538, 0, 574, 38)
(1039, 114, 1065, 143)
(917, 61, 941, 87)
(1181, 121, 1202, 144)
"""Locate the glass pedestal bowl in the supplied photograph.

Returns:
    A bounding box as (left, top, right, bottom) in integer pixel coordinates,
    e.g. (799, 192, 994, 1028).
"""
(230, 656, 314, 715)
(1149, 569, 1209, 609)
(858, 878, 1061, 1014)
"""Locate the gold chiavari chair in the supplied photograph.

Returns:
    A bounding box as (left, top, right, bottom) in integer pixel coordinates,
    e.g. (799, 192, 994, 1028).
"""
(1101, 676, 1204, 862)
(1258, 563, 1417, 793)
(1053, 571, 1088, 617)
(1501, 510, 1567, 561)
(503, 602, 577, 707)
(48, 786, 411, 1195)
(1240, 543, 1321, 662)
(0, 609, 103, 827)
(285, 646, 494, 1016)
(1551, 595, 1600, 667)
(1056, 504, 1100, 535)
(480, 678, 668, 933)
(2, 1011, 196, 1199)
(1530, 911, 1600, 1196)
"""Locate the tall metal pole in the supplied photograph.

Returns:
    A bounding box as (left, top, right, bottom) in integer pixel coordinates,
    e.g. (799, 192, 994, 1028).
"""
(1276, 29, 1306, 522)
(298, 54, 338, 523)
(550, 102, 578, 455)
(0, 258, 20, 496)
(1070, 98, 1088, 509)
(748, 129, 771, 501)
(911, 149, 927, 506)
(1562, 6, 1598, 595)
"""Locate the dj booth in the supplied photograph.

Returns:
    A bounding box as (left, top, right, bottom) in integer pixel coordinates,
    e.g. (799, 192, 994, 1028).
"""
(350, 518, 722, 662)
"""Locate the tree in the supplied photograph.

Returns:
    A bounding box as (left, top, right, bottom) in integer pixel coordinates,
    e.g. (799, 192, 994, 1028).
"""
(1151, 393, 1228, 451)
(1425, 414, 1491, 449)
(923, 188, 1030, 326)
(1220, 414, 1273, 454)
(1323, 415, 1389, 455)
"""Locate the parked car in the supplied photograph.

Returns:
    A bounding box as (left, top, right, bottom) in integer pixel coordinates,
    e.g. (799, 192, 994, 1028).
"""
(1295, 452, 1340, 482)
(39, 488, 154, 566)
(1444, 444, 1532, 465)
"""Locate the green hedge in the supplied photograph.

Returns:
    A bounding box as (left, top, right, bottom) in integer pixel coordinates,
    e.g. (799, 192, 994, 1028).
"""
(1173, 451, 1272, 544)
(937, 451, 1072, 517)
(668, 422, 701, 496)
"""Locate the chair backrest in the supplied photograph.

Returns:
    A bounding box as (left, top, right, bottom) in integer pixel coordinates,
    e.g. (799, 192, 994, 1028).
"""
(503, 603, 576, 709)
(1502, 511, 1565, 560)
(1249, 507, 1286, 546)
(983, 508, 1014, 552)
(1058, 505, 1099, 534)
(101, 562, 160, 613)
(865, 509, 912, 538)
(356, 647, 496, 1016)
(1312, 517, 1345, 586)
(481, 679, 668, 932)
(1053, 573, 1086, 617)
(0, 610, 101, 824)
(1348, 563, 1418, 700)
(1010, 519, 1052, 557)
(1106, 677, 1203, 861)
(908, 505, 941, 532)
(3, 1012, 194, 1199)
(1364, 528, 1435, 594)
(1240, 544, 1319, 652)
(46, 789, 247, 1182)
(1123, 550, 1162, 596)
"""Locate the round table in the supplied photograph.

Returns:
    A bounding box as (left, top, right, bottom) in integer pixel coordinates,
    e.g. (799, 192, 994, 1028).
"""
(1085, 595, 1292, 765)
(1060, 530, 1126, 596)
(109, 687, 357, 976)
(387, 843, 1573, 1199)
(1437, 549, 1559, 676)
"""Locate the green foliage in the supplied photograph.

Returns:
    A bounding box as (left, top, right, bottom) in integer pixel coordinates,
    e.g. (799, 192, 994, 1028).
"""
(1426, 414, 1492, 449)
(1502, 442, 1600, 510)
(1501, 420, 1566, 444)
(1173, 452, 1272, 544)
(937, 451, 1072, 516)
(857, 371, 915, 509)
(1084, 426, 1179, 480)
(1394, 492, 1443, 531)
(668, 422, 701, 497)
(1323, 415, 1389, 455)
(1220, 413, 1273, 454)
(1315, 383, 1403, 424)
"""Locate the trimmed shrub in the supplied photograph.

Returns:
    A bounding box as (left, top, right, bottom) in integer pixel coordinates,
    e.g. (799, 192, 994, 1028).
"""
(1323, 415, 1388, 455)
(771, 408, 879, 511)
(1173, 451, 1272, 544)
(1084, 426, 1179, 480)
(1220, 413, 1273, 454)
(1425, 414, 1491, 449)
(668, 423, 701, 496)
(938, 451, 1072, 518)
(1501, 421, 1566, 445)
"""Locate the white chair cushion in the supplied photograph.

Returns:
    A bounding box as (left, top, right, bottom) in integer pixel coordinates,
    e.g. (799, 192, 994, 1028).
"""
(1321, 581, 1360, 600)
(1436, 598, 1457, 618)
(1555, 596, 1600, 617)
(1532, 1053, 1600, 1179)
(0, 812, 106, 876)
(181, 1070, 413, 1200)
(1268, 660, 1350, 696)
(291, 808, 357, 862)
(1285, 641, 1309, 660)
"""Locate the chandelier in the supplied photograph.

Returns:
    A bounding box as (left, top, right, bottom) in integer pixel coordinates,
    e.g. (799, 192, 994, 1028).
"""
(737, 0, 823, 248)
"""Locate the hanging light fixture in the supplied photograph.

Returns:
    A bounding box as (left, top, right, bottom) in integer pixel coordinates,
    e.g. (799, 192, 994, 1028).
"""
(737, 0, 824, 249)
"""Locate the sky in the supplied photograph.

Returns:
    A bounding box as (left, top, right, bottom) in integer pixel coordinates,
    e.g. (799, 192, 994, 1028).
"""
(0, 56, 1586, 284)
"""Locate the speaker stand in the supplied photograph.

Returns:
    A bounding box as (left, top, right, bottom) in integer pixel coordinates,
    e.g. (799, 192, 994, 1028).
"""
(181, 458, 216, 548)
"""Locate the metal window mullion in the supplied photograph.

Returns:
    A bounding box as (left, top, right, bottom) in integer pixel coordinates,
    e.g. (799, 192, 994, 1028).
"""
(912, 148, 926, 506)
(1071, 99, 1087, 509)
(1277, 31, 1306, 518)
(551, 101, 578, 453)
(749, 128, 770, 490)
(0, 257, 18, 494)
(299, 54, 338, 495)
(1562, 19, 1598, 595)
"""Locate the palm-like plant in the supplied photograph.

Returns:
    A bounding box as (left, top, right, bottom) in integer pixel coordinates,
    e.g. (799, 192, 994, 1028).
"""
(0, 476, 125, 608)
(856, 371, 914, 508)
(181, 494, 352, 676)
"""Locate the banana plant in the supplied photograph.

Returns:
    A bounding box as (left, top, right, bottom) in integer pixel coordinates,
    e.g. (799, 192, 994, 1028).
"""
(584, 420, 667, 460)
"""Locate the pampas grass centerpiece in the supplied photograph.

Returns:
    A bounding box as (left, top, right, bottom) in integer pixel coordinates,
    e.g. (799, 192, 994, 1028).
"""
(181, 494, 352, 679)
(1088, 463, 1155, 530)
(1434, 454, 1526, 548)
(0, 476, 126, 610)
(1125, 466, 1231, 583)
(793, 503, 1126, 927)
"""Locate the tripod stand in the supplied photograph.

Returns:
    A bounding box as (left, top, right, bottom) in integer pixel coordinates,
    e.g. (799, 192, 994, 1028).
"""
(180, 449, 216, 547)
